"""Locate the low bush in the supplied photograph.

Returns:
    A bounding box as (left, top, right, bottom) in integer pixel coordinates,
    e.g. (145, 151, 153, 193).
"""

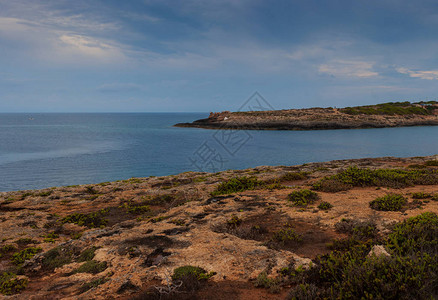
(313, 166, 438, 192)
(412, 192, 432, 199)
(77, 246, 98, 262)
(334, 218, 378, 241)
(80, 277, 109, 293)
(211, 176, 262, 196)
(172, 265, 215, 292)
(41, 245, 77, 271)
(279, 172, 309, 181)
(11, 247, 42, 265)
(254, 271, 280, 294)
(72, 260, 108, 274)
(369, 194, 407, 211)
(317, 201, 333, 210)
(424, 160, 438, 167)
(62, 209, 108, 228)
(271, 228, 302, 245)
(386, 212, 438, 256)
(288, 190, 319, 207)
(0, 272, 28, 295)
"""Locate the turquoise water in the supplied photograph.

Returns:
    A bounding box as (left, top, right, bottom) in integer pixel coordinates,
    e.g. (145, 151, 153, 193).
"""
(0, 113, 437, 191)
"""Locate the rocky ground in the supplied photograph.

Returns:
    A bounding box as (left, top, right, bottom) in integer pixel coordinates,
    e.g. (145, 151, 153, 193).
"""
(0, 155, 438, 299)
(174, 103, 438, 130)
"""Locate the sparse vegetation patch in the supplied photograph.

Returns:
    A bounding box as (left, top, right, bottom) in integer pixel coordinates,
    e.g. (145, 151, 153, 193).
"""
(313, 166, 438, 192)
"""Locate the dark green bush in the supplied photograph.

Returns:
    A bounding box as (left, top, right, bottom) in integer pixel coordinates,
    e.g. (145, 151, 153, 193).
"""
(271, 228, 302, 244)
(211, 176, 262, 195)
(77, 247, 98, 262)
(386, 212, 438, 256)
(80, 277, 109, 293)
(73, 260, 108, 274)
(335, 219, 378, 241)
(62, 209, 108, 228)
(172, 266, 213, 281)
(369, 194, 407, 211)
(41, 245, 76, 271)
(424, 160, 438, 167)
(288, 190, 319, 207)
(317, 201, 333, 210)
(279, 172, 308, 181)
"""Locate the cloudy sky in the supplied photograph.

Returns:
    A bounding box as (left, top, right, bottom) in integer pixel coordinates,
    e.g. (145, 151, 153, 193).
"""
(1, 0, 438, 112)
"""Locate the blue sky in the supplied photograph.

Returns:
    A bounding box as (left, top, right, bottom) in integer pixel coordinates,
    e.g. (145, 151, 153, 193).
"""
(1, 0, 438, 112)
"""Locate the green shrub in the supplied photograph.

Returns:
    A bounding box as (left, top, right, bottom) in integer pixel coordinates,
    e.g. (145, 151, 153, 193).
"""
(227, 215, 242, 227)
(424, 160, 438, 167)
(335, 218, 378, 241)
(43, 232, 59, 243)
(211, 176, 262, 196)
(317, 201, 333, 210)
(412, 192, 432, 199)
(254, 272, 280, 293)
(41, 246, 75, 271)
(15, 238, 36, 245)
(80, 277, 109, 293)
(120, 200, 151, 214)
(386, 212, 438, 256)
(0, 244, 17, 255)
(62, 209, 108, 228)
(0, 272, 28, 295)
(288, 190, 319, 207)
(77, 247, 98, 262)
(73, 260, 108, 274)
(271, 228, 302, 244)
(11, 247, 42, 265)
(172, 266, 215, 281)
(38, 190, 53, 197)
(279, 172, 308, 181)
(369, 194, 407, 211)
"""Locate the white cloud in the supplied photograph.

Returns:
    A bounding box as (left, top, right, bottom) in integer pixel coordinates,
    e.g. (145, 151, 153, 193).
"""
(57, 34, 125, 62)
(319, 60, 378, 78)
(0, 17, 126, 64)
(396, 67, 438, 80)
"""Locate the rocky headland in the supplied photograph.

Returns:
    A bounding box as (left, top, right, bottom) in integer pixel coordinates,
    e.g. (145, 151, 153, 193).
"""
(175, 101, 438, 130)
(1, 155, 438, 299)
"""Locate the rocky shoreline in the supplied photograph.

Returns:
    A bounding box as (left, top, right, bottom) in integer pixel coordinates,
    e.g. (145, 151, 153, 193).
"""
(175, 103, 438, 130)
(0, 155, 437, 299)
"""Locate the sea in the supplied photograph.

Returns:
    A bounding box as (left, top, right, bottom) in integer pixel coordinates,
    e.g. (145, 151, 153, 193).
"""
(0, 113, 437, 192)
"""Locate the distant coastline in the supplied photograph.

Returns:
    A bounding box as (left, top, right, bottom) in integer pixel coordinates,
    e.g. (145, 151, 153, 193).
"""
(175, 101, 438, 130)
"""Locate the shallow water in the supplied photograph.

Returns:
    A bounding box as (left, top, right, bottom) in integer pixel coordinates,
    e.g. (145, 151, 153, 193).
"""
(0, 113, 437, 191)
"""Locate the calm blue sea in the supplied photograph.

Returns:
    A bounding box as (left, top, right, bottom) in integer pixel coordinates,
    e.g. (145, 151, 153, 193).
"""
(0, 113, 437, 191)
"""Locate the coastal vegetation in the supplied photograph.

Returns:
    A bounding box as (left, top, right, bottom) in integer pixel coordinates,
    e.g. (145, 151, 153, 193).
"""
(340, 101, 438, 115)
(0, 156, 437, 298)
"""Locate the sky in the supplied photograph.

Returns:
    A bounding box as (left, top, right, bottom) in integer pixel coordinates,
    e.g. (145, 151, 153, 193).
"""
(1, 0, 438, 112)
